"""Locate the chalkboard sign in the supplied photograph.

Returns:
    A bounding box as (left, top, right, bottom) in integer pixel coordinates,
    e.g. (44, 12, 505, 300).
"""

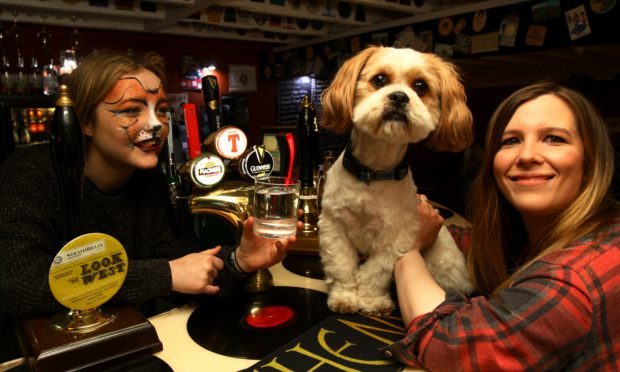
(277, 78, 347, 163)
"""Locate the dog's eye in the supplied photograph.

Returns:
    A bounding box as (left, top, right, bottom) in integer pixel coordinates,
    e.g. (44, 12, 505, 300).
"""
(371, 74, 388, 88)
(412, 80, 429, 96)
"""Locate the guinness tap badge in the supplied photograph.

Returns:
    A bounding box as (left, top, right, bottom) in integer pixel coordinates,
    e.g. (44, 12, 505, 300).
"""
(49, 233, 128, 331)
(239, 145, 275, 180)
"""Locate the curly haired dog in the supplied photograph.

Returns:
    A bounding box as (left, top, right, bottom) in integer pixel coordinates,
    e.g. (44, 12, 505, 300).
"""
(318, 46, 474, 316)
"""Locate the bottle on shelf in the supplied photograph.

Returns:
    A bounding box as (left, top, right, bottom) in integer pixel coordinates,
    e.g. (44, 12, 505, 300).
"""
(0, 47, 12, 95)
(7, 16, 24, 95)
(41, 55, 59, 96)
(14, 48, 30, 95)
(29, 52, 42, 95)
(38, 26, 58, 96)
(1, 21, 14, 95)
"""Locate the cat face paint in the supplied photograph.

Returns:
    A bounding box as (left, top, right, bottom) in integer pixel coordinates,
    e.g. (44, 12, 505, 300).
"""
(104, 73, 168, 149)
(87, 69, 170, 172)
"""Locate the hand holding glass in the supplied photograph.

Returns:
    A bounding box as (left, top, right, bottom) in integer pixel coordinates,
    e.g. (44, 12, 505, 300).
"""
(253, 177, 300, 239)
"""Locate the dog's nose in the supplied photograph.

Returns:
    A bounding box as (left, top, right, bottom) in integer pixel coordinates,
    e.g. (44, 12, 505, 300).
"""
(388, 91, 409, 107)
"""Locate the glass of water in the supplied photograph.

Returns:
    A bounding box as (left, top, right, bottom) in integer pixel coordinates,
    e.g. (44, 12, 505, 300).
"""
(253, 176, 300, 239)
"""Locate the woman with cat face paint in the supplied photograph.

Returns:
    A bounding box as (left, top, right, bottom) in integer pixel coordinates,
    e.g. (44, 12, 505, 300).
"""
(387, 82, 620, 370)
(0, 50, 298, 320)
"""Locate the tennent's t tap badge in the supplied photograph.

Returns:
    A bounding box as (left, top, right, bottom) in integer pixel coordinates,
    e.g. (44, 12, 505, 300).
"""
(212, 126, 247, 159)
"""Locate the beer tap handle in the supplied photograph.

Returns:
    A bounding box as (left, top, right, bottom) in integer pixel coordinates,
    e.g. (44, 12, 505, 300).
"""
(202, 75, 222, 134)
(165, 111, 181, 206)
(49, 84, 84, 242)
(297, 95, 316, 189)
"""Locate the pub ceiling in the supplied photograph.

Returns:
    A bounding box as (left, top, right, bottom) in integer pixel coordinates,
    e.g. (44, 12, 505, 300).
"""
(0, 0, 618, 87)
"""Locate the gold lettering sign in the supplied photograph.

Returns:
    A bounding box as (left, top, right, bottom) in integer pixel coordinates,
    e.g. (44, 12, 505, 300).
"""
(253, 313, 405, 371)
(49, 233, 128, 310)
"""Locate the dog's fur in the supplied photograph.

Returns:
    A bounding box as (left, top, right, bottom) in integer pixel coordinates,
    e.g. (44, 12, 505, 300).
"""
(318, 46, 474, 316)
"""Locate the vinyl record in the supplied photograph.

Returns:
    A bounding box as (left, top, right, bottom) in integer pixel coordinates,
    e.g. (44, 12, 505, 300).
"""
(187, 286, 330, 359)
(283, 254, 325, 280)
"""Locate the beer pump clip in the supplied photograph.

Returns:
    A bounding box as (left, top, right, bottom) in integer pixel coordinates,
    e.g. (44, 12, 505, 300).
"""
(17, 85, 161, 372)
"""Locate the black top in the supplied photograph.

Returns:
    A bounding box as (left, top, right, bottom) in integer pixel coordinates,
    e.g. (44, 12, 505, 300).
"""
(0, 144, 248, 318)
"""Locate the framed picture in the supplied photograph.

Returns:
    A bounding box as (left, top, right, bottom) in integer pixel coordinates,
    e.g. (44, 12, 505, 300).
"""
(229, 64, 257, 92)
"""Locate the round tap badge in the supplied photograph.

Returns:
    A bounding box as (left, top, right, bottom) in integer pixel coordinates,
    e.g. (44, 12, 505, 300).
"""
(240, 146, 274, 180)
(191, 153, 226, 188)
(215, 126, 248, 160)
(49, 233, 128, 311)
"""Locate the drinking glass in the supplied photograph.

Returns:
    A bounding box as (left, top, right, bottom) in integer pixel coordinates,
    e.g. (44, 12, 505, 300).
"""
(253, 176, 300, 239)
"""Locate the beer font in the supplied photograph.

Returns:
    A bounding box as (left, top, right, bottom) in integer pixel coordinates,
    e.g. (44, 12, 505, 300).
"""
(49, 84, 84, 242)
(297, 95, 320, 236)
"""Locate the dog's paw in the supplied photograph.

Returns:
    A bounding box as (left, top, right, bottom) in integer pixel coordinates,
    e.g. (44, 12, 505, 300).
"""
(327, 291, 359, 314)
(358, 295, 394, 317)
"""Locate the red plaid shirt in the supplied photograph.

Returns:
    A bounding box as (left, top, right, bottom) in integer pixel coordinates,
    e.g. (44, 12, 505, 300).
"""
(384, 220, 620, 371)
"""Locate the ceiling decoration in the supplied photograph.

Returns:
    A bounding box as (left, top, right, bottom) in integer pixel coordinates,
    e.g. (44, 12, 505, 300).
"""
(0, 0, 499, 46)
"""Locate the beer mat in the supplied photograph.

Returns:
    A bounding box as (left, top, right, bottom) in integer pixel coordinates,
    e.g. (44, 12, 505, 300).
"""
(282, 253, 325, 280)
(244, 312, 406, 371)
(187, 286, 330, 359)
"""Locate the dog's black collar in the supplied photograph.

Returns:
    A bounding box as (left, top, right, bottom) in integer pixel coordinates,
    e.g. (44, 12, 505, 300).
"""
(342, 140, 410, 184)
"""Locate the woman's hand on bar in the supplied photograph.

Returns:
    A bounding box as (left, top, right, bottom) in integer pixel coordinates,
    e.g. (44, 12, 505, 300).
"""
(168, 246, 224, 294)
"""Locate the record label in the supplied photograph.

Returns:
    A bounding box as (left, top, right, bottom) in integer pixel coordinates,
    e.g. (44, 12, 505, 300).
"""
(246, 305, 294, 328)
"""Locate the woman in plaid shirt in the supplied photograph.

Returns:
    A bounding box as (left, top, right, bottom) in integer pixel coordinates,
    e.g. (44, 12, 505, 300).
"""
(386, 82, 619, 371)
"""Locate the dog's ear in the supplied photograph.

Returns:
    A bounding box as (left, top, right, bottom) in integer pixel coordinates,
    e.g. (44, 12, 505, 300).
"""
(320, 46, 379, 133)
(425, 54, 473, 152)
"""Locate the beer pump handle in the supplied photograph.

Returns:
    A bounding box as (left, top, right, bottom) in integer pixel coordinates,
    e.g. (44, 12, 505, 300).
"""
(49, 84, 84, 242)
(165, 111, 180, 206)
(202, 75, 222, 134)
(297, 95, 316, 189)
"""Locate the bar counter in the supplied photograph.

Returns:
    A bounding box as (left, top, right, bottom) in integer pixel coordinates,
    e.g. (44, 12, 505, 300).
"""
(2, 203, 466, 371)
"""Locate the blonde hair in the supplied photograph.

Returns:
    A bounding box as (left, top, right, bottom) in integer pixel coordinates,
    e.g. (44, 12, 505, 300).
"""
(67, 49, 166, 128)
(466, 82, 617, 294)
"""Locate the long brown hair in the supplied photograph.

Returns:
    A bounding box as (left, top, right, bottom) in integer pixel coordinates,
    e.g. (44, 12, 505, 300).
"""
(67, 49, 166, 128)
(466, 82, 617, 294)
